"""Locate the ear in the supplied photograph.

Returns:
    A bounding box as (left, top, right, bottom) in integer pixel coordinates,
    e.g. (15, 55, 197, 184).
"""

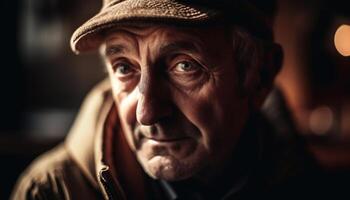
(245, 43, 283, 109)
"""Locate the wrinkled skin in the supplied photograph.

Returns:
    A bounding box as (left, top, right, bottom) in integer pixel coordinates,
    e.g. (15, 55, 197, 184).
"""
(100, 25, 251, 182)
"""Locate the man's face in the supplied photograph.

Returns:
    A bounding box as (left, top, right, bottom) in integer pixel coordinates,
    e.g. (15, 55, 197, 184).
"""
(101, 25, 250, 181)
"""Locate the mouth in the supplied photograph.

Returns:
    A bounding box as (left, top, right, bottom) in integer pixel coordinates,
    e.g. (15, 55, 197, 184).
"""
(135, 126, 192, 143)
(141, 136, 197, 159)
(144, 136, 190, 143)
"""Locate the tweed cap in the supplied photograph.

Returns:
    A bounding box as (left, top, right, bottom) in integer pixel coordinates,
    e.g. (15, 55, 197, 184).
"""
(71, 0, 273, 54)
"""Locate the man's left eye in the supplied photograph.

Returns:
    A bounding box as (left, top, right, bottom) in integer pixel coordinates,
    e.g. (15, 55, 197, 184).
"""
(172, 61, 199, 73)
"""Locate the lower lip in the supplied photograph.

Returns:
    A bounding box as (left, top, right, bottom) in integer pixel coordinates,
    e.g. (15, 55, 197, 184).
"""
(142, 137, 196, 158)
(144, 137, 191, 145)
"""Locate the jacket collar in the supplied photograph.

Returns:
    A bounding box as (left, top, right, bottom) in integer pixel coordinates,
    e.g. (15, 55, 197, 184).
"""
(64, 79, 147, 200)
(64, 79, 117, 196)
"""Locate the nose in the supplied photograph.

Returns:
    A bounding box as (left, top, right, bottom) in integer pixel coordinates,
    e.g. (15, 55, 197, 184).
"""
(136, 71, 172, 125)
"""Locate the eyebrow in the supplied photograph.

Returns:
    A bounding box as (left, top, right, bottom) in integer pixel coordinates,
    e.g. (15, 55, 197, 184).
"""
(104, 44, 129, 57)
(103, 40, 203, 58)
(159, 41, 203, 55)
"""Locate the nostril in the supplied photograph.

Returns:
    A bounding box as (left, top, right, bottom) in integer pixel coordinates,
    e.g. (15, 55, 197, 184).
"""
(136, 101, 174, 126)
(136, 85, 173, 125)
(136, 106, 154, 125)
(136, 99, 161, 125)
(150, 125, 157, 135)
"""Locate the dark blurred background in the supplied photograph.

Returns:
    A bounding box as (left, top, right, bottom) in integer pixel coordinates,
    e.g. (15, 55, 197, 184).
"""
(275, 0, 350, 169)
(0, 0, 349, 199)
(0, 0, 103, 198)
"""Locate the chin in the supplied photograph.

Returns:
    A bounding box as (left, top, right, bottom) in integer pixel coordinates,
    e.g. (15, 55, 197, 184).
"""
(138, 154, 202, 181)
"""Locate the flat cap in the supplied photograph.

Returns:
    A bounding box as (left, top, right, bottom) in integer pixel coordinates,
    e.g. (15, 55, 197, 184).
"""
(71, 0, 273, 54)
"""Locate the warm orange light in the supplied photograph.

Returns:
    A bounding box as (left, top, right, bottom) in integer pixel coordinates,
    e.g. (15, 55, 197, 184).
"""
(334, 24, 350, 57)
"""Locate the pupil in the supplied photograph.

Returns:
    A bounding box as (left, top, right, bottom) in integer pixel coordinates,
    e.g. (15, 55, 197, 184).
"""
(119, 65, 128, 74)
(181, 62, 190, 70)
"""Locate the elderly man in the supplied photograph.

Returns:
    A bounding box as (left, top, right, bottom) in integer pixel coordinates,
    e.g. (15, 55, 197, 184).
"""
(11, 0, 317, 199)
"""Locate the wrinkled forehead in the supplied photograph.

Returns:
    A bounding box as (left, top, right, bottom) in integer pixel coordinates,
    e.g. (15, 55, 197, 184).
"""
(100, 23, 229, 50)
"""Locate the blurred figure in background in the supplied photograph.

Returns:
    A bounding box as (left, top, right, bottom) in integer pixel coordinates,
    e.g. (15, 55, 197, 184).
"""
(275, 0, 350, 169)
(274, 0, 350, 196)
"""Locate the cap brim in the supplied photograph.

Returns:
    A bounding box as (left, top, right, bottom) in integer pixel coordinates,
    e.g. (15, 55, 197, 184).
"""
(70, 1, 219, 54)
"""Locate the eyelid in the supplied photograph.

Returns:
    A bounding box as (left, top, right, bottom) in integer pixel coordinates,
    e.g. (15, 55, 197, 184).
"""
(173, 60, 197, 71)
(111, 57, 139, 70)
(112, 62, 140, 84)
(169, 54, 207, 71)
(112, 62, 140, 83)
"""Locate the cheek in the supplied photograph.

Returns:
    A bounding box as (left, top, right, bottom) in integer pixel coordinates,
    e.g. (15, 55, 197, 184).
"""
(173, 80, 248, 150)
(109, 74, 138, 126)
(111, 80, 139, 148)
(115, 89, 138, 126)
(171, 87, 218, 150)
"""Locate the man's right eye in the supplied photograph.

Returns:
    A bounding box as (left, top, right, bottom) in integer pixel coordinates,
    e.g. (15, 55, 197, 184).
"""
(113, 62, 136, 78)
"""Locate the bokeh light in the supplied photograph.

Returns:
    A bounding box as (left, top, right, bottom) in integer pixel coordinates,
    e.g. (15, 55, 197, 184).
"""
(334, 24, 350, 57)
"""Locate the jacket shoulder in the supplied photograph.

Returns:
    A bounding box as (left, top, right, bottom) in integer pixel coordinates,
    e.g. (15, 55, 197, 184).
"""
(10, 144, 101, 200)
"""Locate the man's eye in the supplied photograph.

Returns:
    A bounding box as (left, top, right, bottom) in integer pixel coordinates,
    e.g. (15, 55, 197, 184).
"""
(168, 58, 208, 89)
(173, 61, 199, 73)
(114, 63, 134, 76)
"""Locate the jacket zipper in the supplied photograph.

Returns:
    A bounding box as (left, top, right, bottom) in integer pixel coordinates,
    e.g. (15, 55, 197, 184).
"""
(99, 169, 126, 200)
(100, 176, 115, 200)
